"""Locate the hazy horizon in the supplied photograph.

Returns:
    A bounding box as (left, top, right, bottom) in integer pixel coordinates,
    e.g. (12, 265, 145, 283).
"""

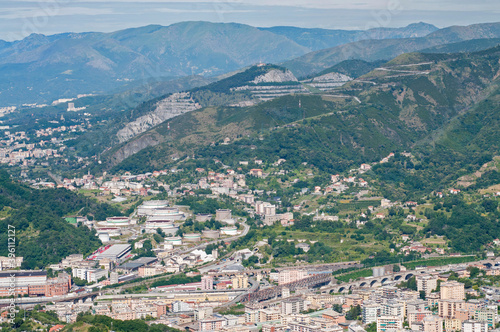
(1, 0, 500, 41)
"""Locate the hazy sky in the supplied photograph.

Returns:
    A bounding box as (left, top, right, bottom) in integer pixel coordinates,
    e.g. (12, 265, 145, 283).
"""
(1, 0, 499, 41)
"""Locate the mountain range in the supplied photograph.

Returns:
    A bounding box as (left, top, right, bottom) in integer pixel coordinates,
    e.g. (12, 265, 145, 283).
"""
(2, 20, 500, 197)
(99, 45, 500, 202)
(2, 19, 500, 261)
(0, 21, 438, 105)
(284, 22, 500, 77)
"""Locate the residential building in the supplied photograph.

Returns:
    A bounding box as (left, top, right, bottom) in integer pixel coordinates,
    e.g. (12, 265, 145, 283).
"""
(473, 308, 498, 328)
(278, 270, 308, 285)
(462, 321, 488, 332)
(345, 294, 363, 308)
(423, 315, 443, 332)
(376, 316, 403, 332)
(322, 309, 346, 325)
(444, 319, 462, 332)
(282, 298, 305, 315)
(232, 275, 248, 289)
(199, 316, 227, 331)
(362, 304, 380, 324)
(417, 275, 438, 295)
(438, 299, 464, 319)
(201, 275, 214, 290)
(440, 281, 464, 300)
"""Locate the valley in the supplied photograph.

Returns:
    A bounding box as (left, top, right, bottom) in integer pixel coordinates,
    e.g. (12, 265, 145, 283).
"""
(1, 18, 500, 332)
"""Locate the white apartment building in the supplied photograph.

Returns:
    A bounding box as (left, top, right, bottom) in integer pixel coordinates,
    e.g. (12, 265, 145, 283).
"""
(417, 275, 438, 295)
(362, 303, 380, 324)
(462, 321, 489, 332)
(377, 316, 403, 332)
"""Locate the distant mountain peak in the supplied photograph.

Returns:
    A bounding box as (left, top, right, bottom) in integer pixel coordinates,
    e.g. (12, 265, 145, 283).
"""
(406, 22, 438, 29)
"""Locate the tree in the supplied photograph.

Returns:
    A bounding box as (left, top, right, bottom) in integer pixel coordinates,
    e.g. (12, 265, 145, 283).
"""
(345, 305, 361, 320)
(73, 277, 88, 286)
(398, 276, 417, 291)
(467, 266, 480, 279)
(332, 304, 343, 313)
(366, 323, 376, 332)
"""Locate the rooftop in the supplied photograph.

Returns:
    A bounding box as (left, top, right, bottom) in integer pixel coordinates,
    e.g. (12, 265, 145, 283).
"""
(0, 270, 46, 278)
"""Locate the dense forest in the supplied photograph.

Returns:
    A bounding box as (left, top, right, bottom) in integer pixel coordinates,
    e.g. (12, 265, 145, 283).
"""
(424, 197, 500, 252)
(0, 170, 122, 269)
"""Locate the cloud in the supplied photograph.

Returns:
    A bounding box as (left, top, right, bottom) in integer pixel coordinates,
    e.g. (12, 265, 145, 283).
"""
(0, 7, 115, 20)
(0, 0, 402, 10)
(154, 7, 255, 14)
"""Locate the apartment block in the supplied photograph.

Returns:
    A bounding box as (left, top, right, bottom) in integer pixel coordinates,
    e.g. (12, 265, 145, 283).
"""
(417, 275, 438, 295)
(462, 320, 489, 332)
(440, 281, 465, 300)
(377, 316, 403, 332)
(423, 315, 443, 332)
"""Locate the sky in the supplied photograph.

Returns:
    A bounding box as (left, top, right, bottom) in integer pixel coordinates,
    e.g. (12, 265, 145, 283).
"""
(1, 0, 499, 41)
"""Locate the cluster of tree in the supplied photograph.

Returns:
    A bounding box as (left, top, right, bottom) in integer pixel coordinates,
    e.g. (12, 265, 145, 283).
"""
(397, 276, 417, 291)
(0, 170, 127, 268)
(303, 242, 334, 263)
(242, 255, 261, 267)
(424, 198, 500, 252)
(150, 273, 201, 288)
(177, 196, 234, 215)
(292, 215, 345, 234)
(473, 170, 500, 189)
(0, 308, 62, 331)
(73, 313, 184, 332)
(205, 242, 224, 255)
(268, 239, 303, 258)
(230, 229, 256, 250)
(345, 305, 361, 320)
(131, 239, 155, 258)
(180, 218, 223, 234)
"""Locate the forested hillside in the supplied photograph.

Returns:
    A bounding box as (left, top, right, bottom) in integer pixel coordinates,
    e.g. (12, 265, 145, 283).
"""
(107, 46, 500, 191)
(0, 170, 122, 268)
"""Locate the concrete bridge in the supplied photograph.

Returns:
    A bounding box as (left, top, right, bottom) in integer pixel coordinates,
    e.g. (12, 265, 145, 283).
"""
(0, 291, 100, 308)
(326, 271, 419, 293)
(322, 257, 493, 294)
(244, 273, 332, 303)
(207, 261, 361, 278)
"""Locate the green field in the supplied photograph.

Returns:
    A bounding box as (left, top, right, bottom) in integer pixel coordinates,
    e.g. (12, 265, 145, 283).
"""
(337, 200, 381, 211)
(402, 256, 479, 269)
(334, 268, 373, 282)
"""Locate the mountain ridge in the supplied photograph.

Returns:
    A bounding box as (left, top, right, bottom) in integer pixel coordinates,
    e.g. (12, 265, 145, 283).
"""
(103, 45, 500, 180)
(284, 21, 500, 77)
(0, 21, 443, 105)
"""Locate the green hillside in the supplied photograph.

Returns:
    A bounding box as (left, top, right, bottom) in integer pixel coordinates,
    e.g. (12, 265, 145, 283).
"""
(303, 59, 387, 79)
(284, 22, 500, 77)
(421, 38, 500, 54)
(0, 170, 123, 269)
(107, 46, 500, 180)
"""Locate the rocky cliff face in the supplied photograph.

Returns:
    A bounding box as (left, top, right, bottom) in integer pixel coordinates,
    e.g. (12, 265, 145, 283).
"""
(116, 92, 201, 143)
(110, 131, 165, 165)
(251, 69, 298, 83)
(312, 72, 352, 82)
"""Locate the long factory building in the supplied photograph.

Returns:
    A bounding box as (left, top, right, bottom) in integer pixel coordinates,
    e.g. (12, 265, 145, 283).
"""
(0, 270, 72, 297)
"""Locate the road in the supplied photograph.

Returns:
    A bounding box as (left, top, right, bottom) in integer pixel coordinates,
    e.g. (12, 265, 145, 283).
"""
(176, 221, 250, 256)
(217, 277, 259, 308)
(89, 221, 250, 293)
